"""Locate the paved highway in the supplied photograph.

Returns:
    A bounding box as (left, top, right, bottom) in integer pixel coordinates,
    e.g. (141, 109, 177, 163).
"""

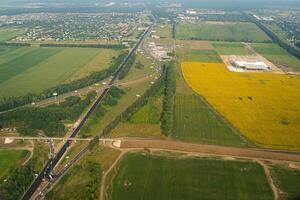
(21, 21, 154, 200)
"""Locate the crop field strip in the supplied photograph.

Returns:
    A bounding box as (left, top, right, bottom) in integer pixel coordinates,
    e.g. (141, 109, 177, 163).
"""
(0, 28, 26, 42)
(212, 42, 248, 55)
(181, 62, 300, 151)
(176, 22, 271, 42)
(0, 46, 120, 98)
(173, 93, 248, 147)
(251, 43, 300, 71)
(106, 152, 274, 200)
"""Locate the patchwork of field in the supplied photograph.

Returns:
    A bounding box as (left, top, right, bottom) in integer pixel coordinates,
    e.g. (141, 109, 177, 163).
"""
(212, 42, 248, 55)
(0, 46, 120, 98)
(79, 54, 160, 138)
(178, 49, 222, 63)
(0, 149, 28, 177)
(106, 152, 274, 200)
(181, 62, 300, 150)
(0, 28, 26, 41)
(251, 43, 300, 72)
(176, 22, 271, 42)
(173, 94, 247, 147)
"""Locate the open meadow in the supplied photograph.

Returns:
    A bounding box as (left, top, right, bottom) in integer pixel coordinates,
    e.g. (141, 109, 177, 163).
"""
(111, 89, 164, 139)
(181, 62, 300, 151)
(106, 152, 274, 200)
(0, 46, 121, 98)
(251, 43, 300, 72)
(176, 22, 271, 42)
(212, 42, 248, 55)
(0, 149, 28, 178)
(0, 28, 26, 42)
(154, 21, 172, 39)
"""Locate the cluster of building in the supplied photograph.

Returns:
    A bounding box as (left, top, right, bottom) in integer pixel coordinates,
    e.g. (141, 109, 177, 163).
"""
(4, 12, 150, 42)
(147, 42, 172, 61)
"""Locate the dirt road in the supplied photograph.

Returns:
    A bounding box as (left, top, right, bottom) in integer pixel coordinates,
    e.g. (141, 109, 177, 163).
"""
(120, 138, 300, 163)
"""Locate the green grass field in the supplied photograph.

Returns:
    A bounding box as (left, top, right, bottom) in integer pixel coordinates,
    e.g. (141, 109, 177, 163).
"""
(106, 152, 274, 200)
(212, 42, 248, 55)
(129, 93, 162, 124)
(46, 147, 120, 200)
(179, 49, 222, 63)
(110, 89, 163, 139)
(0, 46, 119, 98)
(173, 93, 247, 146)
(176, 22, 271, 42)
(252, 43, 300, 72)
(270, 165, 300, 200)
(0, 149, 28, 177)
(155, 22, 172, 38)
(0, 28, 26, 41)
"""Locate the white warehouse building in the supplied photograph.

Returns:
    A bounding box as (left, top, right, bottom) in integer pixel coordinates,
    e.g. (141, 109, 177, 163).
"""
(231, 61, 271, 71)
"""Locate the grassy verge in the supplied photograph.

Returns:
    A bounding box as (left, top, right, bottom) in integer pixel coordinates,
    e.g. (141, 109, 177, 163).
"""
(0, 141, 49, 200)
(45, 146, 120, 200)
(0, 149, 29, 178)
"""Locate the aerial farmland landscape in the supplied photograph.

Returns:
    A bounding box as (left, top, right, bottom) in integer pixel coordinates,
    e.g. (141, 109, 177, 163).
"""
(0, 0, 300, 200)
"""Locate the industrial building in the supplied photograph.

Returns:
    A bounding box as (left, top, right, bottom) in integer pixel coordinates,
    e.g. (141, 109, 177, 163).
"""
(231, 61, 271, 71)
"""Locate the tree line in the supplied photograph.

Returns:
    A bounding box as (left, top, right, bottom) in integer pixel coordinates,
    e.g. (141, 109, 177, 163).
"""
(118, 54, 137, 80)
(0, 92, 97, 137)
(39, 43, 125, 49)
(246, 14, 300, 59)
(0, 52, 128, 112)
(161, 62, 176, 136)
(101, 65, 166, 137)
(0, 42, 31, 47)
(79, 86, 125, 138)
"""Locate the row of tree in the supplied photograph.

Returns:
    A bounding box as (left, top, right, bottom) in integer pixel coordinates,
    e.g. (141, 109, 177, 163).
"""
(246, 14, 300, 59)
(80, 87, 125, 138)
(40, 43, 125, 49)
(161, 62, 176, 136)
(118, 54, 137, 80)
(0, 92, 97, 137)
(0, 42, 30, 47)
(101, 65, 166, 137)
(0, 52, 128, 112)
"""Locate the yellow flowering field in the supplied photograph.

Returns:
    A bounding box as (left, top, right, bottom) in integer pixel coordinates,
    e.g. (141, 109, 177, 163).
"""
(181, 62, 300, 151)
